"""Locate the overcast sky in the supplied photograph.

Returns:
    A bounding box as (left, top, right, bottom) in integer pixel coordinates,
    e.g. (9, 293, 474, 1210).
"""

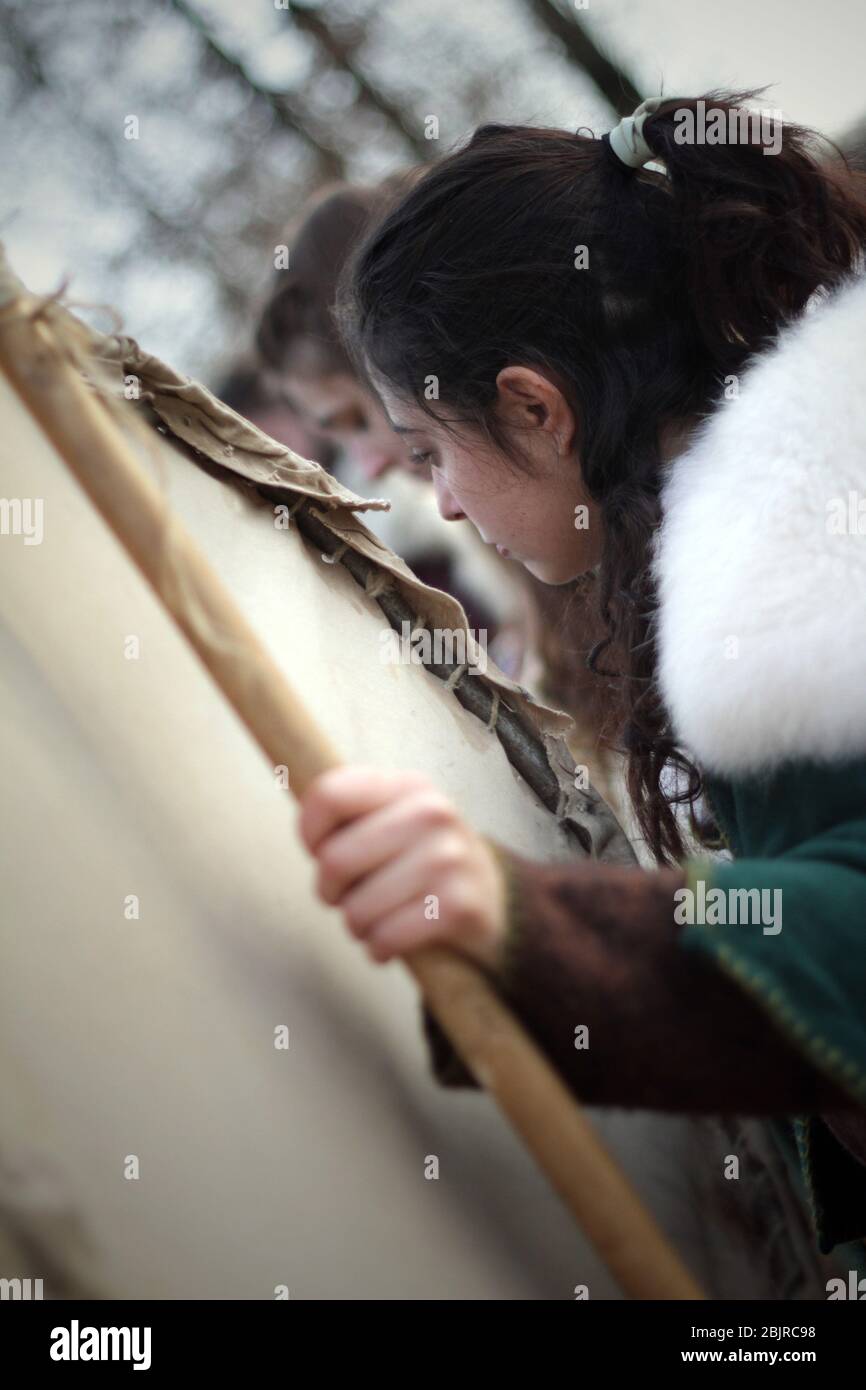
(589, 0, 865, 138)
(2, 0, 863, 376)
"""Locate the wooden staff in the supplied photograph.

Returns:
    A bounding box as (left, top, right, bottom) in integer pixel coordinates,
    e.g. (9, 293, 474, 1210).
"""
(0, 287, 705, 1300)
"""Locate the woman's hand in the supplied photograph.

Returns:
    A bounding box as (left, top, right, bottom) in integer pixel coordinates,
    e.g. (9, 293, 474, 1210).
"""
(298, 766, 508, 971)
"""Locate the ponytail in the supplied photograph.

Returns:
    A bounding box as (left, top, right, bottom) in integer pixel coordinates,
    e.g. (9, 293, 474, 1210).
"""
(634, 91, 866, 361)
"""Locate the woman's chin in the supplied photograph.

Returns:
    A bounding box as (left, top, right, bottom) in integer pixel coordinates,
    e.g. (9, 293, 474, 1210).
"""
(522, 556, 583, 586)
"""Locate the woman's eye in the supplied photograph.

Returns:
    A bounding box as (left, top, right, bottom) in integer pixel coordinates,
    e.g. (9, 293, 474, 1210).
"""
(409, 450, 432, 467)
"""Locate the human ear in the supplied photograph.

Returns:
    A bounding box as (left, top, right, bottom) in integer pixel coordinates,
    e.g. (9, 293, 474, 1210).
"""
(495, 366, 577, 453)
(495, 365, 552, 428)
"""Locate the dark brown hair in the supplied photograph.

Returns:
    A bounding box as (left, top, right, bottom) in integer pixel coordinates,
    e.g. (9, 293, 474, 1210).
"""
(336, 90, 866, 864)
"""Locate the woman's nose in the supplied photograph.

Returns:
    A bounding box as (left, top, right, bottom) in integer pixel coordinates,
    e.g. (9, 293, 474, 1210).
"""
(432, 474, 466, 522)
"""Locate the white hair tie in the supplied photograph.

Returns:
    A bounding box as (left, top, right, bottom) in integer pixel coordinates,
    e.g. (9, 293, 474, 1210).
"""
(607, 96, 665, 168)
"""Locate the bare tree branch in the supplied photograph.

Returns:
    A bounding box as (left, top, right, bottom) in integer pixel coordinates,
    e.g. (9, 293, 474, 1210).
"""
(167, 0, 347, 181)
(2, 6, 251, 323)
(527, 0, 642, 115)
(285, 2, 431, 163)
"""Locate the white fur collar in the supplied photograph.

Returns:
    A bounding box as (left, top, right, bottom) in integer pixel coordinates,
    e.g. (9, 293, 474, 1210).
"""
(654, 270, 866, 777)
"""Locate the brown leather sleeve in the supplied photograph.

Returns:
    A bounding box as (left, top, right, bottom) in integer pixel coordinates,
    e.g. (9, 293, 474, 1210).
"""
(421, 842, 862, 1116)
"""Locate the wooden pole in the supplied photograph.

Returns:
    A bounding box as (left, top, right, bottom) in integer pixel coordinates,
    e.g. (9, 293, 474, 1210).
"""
(0, 289, 705, 1300)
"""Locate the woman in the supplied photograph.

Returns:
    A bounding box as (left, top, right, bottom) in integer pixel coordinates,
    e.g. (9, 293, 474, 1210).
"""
(299, 92, 866, 1264)
(256, 177, 419, 484)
